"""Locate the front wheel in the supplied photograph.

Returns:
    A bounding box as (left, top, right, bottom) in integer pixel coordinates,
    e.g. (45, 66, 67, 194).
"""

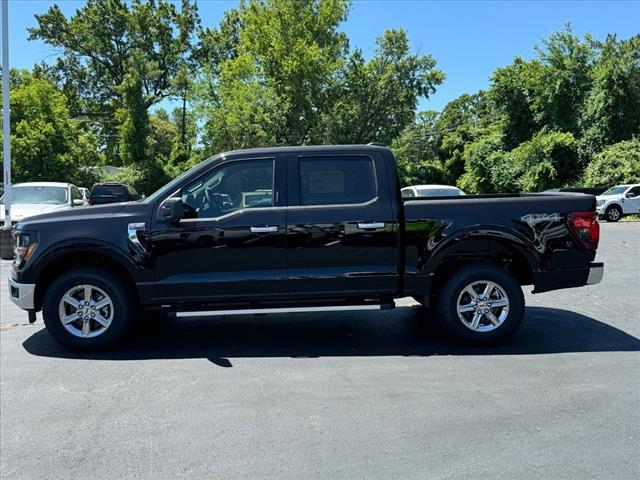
(42, 267, 134, 350)
(605, 205, 622, 222)
(435, 263, 524, 344)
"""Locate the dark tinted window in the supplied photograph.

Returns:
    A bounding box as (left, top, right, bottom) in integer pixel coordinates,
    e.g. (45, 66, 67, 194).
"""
(182, 159, 274, 218)
(91, 185, 128, 197)
(299, 156, 376, 206)
(627, 186, 640, 196)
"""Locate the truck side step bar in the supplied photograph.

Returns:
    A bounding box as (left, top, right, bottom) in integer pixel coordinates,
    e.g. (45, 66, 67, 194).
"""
(174, 303, 393, 318)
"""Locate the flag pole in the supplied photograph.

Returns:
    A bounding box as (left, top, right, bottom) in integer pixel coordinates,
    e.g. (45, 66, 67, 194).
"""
(2, 0, 11, 230)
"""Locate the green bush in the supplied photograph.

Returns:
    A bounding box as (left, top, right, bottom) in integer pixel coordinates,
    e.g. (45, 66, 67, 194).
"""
(582, 140, 640, 187)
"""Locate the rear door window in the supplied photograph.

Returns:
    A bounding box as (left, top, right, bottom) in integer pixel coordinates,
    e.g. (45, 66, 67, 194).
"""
(298, 156, 376, 206)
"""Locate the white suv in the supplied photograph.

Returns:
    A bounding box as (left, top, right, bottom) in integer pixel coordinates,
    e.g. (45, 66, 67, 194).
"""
(596, 184, 640, 222)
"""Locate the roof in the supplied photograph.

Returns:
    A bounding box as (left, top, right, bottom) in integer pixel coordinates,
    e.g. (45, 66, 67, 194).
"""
(220, 144, 390, 158)
(12, 182, 73, 188)
(403, 184, 462, 190)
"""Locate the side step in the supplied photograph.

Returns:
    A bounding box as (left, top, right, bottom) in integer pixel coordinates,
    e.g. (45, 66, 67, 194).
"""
(174, 303, 393, 318)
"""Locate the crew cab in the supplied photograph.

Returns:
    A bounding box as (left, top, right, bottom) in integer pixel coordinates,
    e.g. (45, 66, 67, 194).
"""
(8, 145, 603, 350)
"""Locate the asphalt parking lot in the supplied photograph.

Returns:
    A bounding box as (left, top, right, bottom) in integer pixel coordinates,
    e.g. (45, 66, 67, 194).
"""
(1, 222, 639, 479)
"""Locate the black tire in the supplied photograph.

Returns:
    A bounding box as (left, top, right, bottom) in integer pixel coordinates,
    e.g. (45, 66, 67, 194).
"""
(605, 205, 622, 222)
(42, 267, 134, 350)
(435, 263, 524, 344)
(0, 229, 14, 260)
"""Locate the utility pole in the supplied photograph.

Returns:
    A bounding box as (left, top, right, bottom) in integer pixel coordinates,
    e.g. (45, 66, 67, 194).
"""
(2, 0, 11, 229)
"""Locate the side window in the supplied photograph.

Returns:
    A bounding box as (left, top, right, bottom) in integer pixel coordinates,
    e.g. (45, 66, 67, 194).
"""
(402, 188, 415, 198)
(298, 156, 376, 206)
(71, 187, 82, 201)
(182, 158, 274, 218)
(627, 186, 640, 197)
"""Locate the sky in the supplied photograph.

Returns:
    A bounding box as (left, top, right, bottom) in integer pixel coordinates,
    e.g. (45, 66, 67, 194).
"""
(3, 0, 640, 112)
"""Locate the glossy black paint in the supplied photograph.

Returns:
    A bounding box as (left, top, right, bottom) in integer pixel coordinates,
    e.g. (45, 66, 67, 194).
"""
(11, 145, 600, 313)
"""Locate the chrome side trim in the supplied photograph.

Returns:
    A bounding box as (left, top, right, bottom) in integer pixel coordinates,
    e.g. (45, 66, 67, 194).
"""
(127, 222, 147, 253)
(357, 222, 385, 230)
(175, 304, 382, 318)
(587, 264, 604, 285)
(8, 276, 35, 310)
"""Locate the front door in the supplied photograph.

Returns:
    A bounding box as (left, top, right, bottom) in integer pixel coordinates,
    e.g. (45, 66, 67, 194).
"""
(624, 185, 640, 215)
(149, 156, 288, 304)
(285, 152, 398, 299)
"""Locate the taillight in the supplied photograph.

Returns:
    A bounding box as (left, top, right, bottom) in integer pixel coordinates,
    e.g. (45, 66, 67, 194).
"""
(567, 211, 600, 251)
(88, 198, 93, 205)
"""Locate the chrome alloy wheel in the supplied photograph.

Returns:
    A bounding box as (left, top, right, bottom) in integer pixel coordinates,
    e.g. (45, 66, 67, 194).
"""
(58, 285, 114, 338)
(456, 280, 510, 332)
(607, 207, 620, 221)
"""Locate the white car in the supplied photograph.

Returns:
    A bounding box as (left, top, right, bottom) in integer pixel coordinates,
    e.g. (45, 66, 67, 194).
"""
(79, 187, 91, 203)
(0, 182, 87, 227)
(401, 184, 466, 199)
(596, 184, 640, 222)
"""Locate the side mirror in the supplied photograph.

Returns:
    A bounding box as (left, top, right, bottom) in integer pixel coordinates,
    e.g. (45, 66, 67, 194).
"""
(626, 192, 637, 199)
(72, 199, 85, 206)
(159, 197, 185, 224)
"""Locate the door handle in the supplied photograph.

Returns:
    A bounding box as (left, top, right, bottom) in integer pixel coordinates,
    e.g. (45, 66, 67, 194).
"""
(357, 222, 385, 230)
(250, 226, 278, 233)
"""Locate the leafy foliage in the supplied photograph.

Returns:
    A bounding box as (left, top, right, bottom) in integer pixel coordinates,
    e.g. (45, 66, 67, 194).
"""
(582, 140, 640, 187)
(7, 3, 639, 197)
(1, 72, 100, 187)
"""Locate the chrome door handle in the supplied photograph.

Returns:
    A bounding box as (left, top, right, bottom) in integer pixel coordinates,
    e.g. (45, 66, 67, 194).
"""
(357, 222, 385, 230)
(250, 226, 278, 233)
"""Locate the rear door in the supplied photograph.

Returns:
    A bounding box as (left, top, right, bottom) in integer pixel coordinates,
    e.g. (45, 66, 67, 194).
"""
(285, 151, 398, 299)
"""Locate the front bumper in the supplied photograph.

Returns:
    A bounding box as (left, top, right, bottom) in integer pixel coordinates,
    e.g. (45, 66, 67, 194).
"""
(8, 276, 36, 310)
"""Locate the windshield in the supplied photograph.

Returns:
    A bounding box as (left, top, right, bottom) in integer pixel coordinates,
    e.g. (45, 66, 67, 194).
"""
(601, 186, 628, 196)
(416, 188, 464, 197)
(144, 155, 220, 204)
(1, 186, 68, 205)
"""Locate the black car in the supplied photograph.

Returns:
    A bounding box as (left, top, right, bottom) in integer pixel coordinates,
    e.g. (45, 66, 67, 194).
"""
(89, 183, 139, 205)
(9, 145, 603, 350)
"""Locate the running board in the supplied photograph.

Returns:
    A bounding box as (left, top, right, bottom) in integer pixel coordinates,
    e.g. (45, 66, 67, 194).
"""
(174, 304, 389, 318)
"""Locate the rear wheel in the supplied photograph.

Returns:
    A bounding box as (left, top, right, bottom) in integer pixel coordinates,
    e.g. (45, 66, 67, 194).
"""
(435, 263, 524, 344)
(605, 205, 622, 222)
(42, 267, 134, 350)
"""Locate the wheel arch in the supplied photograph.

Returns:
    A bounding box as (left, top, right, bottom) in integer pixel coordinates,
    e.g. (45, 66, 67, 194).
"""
(33, 247, 139, 312)
(426, 233, 539, 298)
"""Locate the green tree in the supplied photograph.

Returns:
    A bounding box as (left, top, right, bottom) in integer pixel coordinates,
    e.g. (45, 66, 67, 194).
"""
(506, 130, 579, 192)
(536, 26, 594, 135)
(435, 91, 495, 182)
(29, 0, 199, 162)
(580, 35, 640, 157)
(391, 111, 445, 186)
(1, 73, 100, 186)
(328, 29, 444, 145)
(205, 0, 350, 146)
(582, 140, 640, 187)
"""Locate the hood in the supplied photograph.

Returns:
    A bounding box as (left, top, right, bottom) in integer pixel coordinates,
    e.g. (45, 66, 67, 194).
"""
(596, 194, 623, 202)
(15, 201, 153, 230)
(0, 203, 70, 222)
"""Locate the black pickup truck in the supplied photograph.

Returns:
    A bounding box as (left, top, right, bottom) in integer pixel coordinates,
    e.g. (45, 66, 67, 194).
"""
(8, 145, 603, 350)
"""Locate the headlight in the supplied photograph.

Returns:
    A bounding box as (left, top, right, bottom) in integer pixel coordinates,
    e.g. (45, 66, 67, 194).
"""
(14, 232, 38, 266)
(596, 199, 605, 207)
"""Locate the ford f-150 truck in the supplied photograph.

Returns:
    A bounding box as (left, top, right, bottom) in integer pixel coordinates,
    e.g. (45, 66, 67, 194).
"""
(8, 145, 603, 350)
